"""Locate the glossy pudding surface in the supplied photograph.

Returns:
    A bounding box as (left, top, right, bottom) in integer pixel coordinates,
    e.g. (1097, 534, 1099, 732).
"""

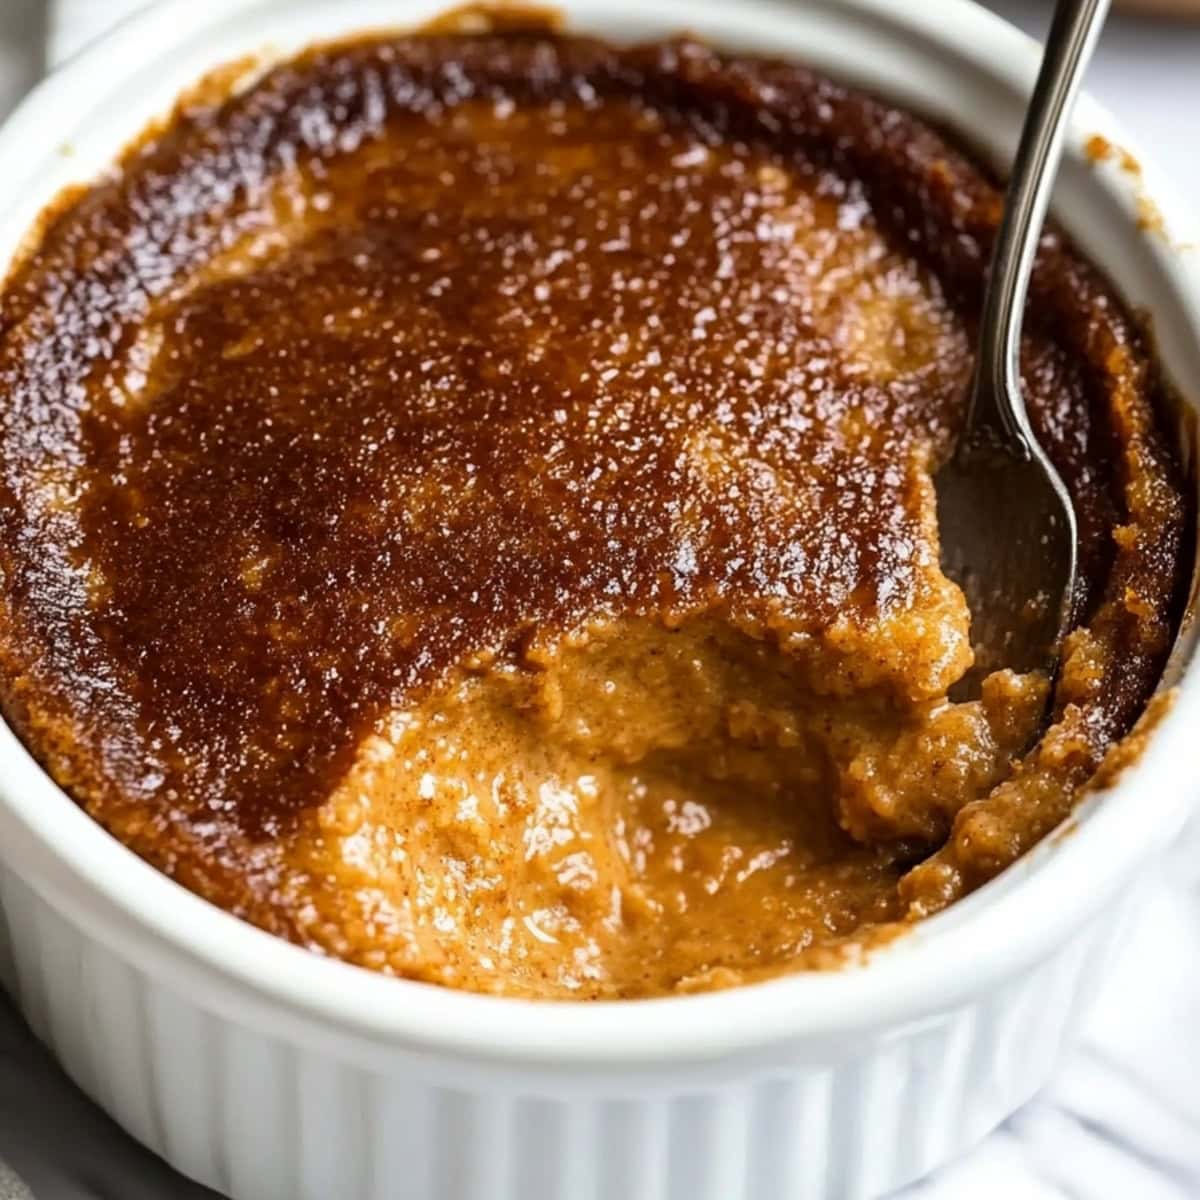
(0, 17, 1186, 997)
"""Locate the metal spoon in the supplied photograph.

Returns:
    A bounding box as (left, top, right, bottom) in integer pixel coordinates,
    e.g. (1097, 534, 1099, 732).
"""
(936, 0, 1109, 690)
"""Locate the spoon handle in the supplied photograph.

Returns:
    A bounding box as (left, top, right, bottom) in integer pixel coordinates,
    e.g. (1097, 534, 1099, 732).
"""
(968, 0, 1111, 451)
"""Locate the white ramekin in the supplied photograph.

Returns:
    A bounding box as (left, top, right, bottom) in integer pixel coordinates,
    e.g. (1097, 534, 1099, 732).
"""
(0, 2, 1197, 1198)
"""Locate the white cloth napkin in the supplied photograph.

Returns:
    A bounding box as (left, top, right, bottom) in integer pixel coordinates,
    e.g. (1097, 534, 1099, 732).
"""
(0, 2, 1196, 1197)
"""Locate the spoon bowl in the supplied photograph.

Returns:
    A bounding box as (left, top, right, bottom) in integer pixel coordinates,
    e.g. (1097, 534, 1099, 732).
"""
(937, 425, 1077, 692)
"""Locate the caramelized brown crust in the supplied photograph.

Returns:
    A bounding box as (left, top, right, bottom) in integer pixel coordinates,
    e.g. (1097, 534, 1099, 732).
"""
(0, 28, 1187, 985)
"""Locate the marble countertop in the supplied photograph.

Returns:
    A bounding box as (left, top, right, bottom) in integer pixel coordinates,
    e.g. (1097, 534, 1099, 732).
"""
(0, 3, 1197, 1198)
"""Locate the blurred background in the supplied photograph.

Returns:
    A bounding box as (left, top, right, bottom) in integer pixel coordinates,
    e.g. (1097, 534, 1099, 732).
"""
(0, 3, 1196, 1199)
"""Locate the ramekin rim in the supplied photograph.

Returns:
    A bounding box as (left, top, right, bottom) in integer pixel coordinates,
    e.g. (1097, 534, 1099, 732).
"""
(0, 0, 1197, 1065)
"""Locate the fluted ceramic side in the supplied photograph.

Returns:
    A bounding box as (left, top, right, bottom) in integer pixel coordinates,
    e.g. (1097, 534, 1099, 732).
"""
(0, 865, 1119, 1200)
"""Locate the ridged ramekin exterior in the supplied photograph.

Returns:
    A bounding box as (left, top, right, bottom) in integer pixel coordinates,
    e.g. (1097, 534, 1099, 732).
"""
(0, 863, 1130, 1200)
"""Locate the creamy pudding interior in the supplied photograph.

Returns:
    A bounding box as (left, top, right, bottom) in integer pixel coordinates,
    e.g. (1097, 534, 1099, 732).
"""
(0, 14, 1186, 997)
